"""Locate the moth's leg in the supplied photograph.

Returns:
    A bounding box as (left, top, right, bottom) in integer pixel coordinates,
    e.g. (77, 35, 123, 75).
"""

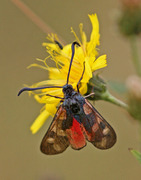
(46, 94, 64, 99)
(84, 93, 95, 99)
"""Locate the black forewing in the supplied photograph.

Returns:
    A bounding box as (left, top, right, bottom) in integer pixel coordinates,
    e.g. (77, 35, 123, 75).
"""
(40, 105, 69, 155)
(82, 99, 116, 149)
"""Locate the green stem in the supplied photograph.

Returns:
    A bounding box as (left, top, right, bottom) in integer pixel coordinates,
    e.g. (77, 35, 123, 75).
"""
(101, 90, 129, 110)
(139, 120, 141, 152)
(130, 35, 141, 76)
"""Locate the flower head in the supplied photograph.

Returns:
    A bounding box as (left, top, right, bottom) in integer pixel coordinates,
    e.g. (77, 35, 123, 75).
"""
(23, 14, 107, 134)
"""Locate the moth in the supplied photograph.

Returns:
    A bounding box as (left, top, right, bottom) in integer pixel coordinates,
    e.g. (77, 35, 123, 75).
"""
(18, 42, 116, 155)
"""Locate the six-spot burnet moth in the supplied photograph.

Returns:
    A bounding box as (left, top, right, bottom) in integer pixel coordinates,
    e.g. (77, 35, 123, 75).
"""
(18, 41, 116, 155)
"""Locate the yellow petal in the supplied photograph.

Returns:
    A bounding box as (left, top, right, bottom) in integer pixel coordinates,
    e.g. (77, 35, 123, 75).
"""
(48, 67, 63, 80)
(34, 95, 44, 103)
(92, 55, 107, 71)
(84, 60, 93, 79)
(33, 79, 65, 86)
(87, 14, 100, 56)
(34, 94, 62, 104)
(30, 109, 50, 134)
(61, 44, 72, 55)
(79, 83, 88, 95)
(89, 14, 100, 44)
(74, 46, 85, 65)
(45, 101, 59, 115)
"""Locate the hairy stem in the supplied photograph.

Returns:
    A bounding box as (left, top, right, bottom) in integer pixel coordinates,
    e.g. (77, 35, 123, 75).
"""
(101, 90, 128, 110)
(130, 35, 141, 76)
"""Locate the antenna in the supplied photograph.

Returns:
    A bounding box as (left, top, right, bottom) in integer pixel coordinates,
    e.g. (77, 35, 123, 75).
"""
(66, 42, 80, 84)
(18, 86, 62, 96)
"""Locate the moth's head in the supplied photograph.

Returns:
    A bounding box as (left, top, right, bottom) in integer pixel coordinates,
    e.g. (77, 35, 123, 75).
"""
(62, 84, 74, 96)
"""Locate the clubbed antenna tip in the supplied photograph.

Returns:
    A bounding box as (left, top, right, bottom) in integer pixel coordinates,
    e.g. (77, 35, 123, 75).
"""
(18, 86, 63, 96)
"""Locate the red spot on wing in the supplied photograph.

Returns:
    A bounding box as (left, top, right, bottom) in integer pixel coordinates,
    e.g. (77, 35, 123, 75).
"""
(66, 118, 86, 149)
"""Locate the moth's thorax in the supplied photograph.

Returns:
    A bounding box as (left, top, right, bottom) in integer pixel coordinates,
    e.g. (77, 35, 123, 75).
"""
(62, 84, 85, 114)
(62, 84, 76, 98)
(63, 90, 85, 114)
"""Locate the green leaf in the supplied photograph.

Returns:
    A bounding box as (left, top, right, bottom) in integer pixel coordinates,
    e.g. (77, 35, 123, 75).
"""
(129, 149, 141, 164)
(108, 81, 127, 94)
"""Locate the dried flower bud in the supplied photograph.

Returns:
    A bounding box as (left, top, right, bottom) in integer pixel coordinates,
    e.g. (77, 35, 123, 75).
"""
(126, 75, 141, 120)
(118, 0, 141, 36)
(121, 0, 141, 9)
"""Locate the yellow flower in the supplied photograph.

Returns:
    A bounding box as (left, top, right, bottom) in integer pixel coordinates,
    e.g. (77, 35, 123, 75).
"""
(28, 14, 107, 134)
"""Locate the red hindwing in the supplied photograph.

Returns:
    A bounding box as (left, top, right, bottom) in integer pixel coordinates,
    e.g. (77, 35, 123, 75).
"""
(66, 118, 86, 150)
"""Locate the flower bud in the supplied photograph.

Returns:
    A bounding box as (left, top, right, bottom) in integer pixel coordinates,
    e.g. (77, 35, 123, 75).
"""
(86, 74, 107, 101)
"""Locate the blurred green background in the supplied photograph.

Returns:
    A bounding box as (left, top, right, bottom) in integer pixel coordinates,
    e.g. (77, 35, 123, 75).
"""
(1, 0, 141, 180)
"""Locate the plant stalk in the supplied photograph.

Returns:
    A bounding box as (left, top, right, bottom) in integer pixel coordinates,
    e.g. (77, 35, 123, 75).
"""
(130, 35, 141, 76)
(101, 90, 129, 110)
